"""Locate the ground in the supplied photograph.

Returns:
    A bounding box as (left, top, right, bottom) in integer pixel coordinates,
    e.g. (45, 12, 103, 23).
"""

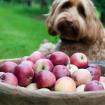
(0, 3, 58, 59)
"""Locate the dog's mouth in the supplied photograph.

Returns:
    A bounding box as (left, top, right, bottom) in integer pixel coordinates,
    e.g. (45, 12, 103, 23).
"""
(57, 20, 79, 41)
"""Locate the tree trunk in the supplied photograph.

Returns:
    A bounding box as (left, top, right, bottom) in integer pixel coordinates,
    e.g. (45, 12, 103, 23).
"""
(26, 0, 32, 7)
(100, 11, 105, 25)
(40, 0, 48, 8)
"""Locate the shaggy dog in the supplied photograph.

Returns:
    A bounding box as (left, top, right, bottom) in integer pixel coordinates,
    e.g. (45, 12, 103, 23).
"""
(46, 0, 105, 60)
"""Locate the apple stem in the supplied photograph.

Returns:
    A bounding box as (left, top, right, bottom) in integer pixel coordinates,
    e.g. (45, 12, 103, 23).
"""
(42, 66, 45, 70)
(81, 55, 84, 60)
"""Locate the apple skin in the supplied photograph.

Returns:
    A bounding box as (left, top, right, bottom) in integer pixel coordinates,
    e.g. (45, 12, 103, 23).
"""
(100, 76, 105, 83)
(72, 69, 92, 85)
(14, 63, 34, 87)
(33, 58, 54, 73)
(52, 65, 70, 79)
(26, 83, 38, 91)
(76, 84, 85, 92)
(86, 64, 101, 81)
(35, 70, 56, 88)
(38, 42, 56, 56)
(49, 51, 69, 66)
(37, 88, 50, 92)
(0, 72, 18, 86)
(84, 80, 104, 91)
(27, 51, 45, 63)
(100, 82, 105, 89)
(0, 61, 17, 73)
(67, 64, 78, 74)
(70, 52, 88, 68)
(21, 60, 34, 68)
(54, 77, 76, 92)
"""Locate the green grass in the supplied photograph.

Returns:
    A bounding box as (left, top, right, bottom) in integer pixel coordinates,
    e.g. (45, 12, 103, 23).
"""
(0, 3, 58, 59)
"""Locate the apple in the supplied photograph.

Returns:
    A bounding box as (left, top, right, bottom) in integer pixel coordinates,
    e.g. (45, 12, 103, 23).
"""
(38, 42, 56, 56)
(87, 64, 101, 81)
(67, 64, 78, 74)
(0, 61, 17, 73)
(37, 88, 50, 92)
(76, 84, 85, 92)
(35, 70, 56, 88)
(52, 65, 70, 79)
(14, 63, 34, 87)
(54, 77, 76, 92)
(70, 52, 88, 68)
(100, 76, 105, 89)
(100, 76, 105, 83)
(0, 72, 18, 86)
(100, 82, 105, 89)
(84, 80, 104, 91)
(33, 58, 54, 73)
(72, 69, 92, 85)
(26, 83, 38, 91)
(27, 51, 45, 63)
(21, 60, 34, 68)
(49, 51, 69, 66)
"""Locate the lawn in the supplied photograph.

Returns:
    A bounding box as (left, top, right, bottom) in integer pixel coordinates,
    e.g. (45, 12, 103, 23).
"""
(0, 3, 58, 59)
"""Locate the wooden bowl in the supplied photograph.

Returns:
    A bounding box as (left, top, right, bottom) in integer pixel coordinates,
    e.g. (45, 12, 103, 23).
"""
(0, 58, 105, 105)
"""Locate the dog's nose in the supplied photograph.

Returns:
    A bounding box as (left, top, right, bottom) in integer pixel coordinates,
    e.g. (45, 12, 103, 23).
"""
(58, 20, 73, 31)
(58, 20, 76, 35)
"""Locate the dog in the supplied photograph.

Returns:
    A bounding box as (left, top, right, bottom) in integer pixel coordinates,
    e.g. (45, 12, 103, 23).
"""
(46, 0, 105, 60)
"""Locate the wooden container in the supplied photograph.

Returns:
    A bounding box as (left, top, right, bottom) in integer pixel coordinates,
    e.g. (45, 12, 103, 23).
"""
(0, 58, 105, 105)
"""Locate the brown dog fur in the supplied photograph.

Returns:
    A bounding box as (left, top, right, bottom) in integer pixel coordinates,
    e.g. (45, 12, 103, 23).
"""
(46, 0, 105, 60)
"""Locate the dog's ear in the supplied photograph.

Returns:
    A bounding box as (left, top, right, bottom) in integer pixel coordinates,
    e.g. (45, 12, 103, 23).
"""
(84, 0, 104, 44)
(46, 1, 58, 36)
(46, 15, 57, 36)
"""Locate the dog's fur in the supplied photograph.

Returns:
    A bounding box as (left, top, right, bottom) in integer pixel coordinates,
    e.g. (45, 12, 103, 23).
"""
(46, 0, 105, 60)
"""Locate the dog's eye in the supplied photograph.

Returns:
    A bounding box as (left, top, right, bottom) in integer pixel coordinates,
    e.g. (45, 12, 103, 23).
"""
(78, 4, 86, 18)
(61, 2, 72, 9)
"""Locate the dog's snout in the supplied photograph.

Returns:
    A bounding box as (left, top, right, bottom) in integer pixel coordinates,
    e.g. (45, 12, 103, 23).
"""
(57, 20, 78, 35)
(58, 20, 73, 31)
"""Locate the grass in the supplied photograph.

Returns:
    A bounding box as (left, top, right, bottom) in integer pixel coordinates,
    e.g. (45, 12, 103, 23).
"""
(0, 3, 58, 59)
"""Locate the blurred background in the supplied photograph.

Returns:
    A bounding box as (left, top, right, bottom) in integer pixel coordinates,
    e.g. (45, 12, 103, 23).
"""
(0, 0, 104, 59)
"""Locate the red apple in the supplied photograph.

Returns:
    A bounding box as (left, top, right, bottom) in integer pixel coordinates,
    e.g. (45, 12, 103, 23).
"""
(0, 61, 17, 73)
(52, 65, 70, 79)
(72, 69, 92, 85)
(33, 58, 53, 73)
(0, 72, 18, 86)
(84, 80, 104, 91)
(54, 77, 76, 92)
(49, 51, 69, 66)
(87, 64, 101, 81)
(35, 70, 56, 88)
(27, 51, 45, 63)
(21, 60, 34, 68)
(70, 52, 88, 68)
(14, 63, 34, 87)
(38, 42, 56, 56)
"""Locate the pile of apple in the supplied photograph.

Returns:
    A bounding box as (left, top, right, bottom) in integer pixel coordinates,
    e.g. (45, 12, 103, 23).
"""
(0, 51, 105, 92)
